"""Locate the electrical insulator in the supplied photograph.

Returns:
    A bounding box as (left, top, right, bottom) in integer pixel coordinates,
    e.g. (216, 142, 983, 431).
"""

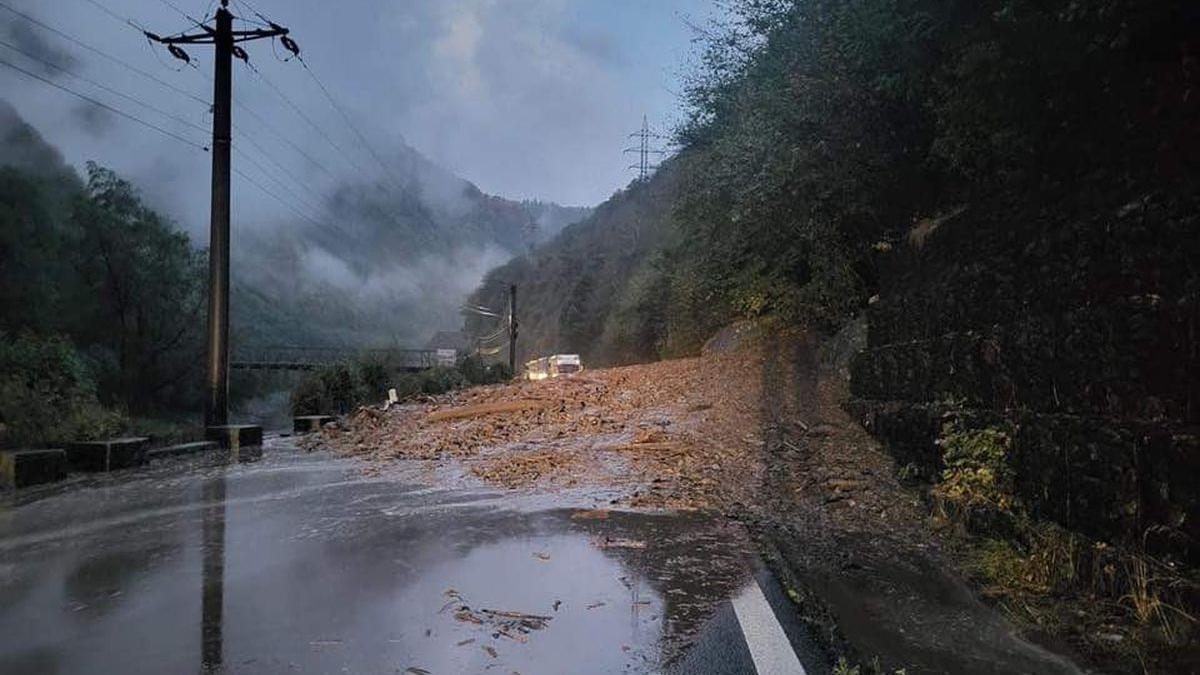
(167, 45, 191, 64)
(232, 46, 249, 63)
(281, 36, 300, 57)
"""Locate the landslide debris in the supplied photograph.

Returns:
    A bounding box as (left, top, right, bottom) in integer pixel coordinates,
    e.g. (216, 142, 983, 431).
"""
(308, 347, 766, 510)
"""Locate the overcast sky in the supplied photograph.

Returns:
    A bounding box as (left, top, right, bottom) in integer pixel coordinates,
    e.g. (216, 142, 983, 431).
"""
(0, 0, 715, 236)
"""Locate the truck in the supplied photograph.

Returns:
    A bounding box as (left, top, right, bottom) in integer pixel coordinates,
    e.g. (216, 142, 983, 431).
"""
(525, 354, 583, 381)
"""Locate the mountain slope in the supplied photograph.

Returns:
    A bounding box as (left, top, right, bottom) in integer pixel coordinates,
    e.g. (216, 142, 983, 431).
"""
(1, 98, 590, 352)
(228, 139, 590, 349)
(466, 161, 681, 368)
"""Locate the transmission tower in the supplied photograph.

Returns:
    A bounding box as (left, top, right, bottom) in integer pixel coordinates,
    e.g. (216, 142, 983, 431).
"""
(145, 1, 297, 427)
(624, 115, 667, 182)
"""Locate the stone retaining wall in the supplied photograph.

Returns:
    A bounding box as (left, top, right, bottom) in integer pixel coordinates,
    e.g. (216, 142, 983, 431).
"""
(848, 189, 1199, 563)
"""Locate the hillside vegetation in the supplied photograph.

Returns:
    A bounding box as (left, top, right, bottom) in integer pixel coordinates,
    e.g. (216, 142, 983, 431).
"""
(473, 0, 1197, 366)
(234, 144, 588, 348)
(0, 102, 204, 440)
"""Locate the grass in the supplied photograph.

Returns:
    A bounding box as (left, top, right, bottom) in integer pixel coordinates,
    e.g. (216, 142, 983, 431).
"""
(831, 657, 908, 675)
(1119, 555, 1197, 646)
(926, 420, 1199, 669)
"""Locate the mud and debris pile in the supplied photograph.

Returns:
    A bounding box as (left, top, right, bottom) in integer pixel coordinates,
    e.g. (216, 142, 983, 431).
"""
(308, 347, 768, 510)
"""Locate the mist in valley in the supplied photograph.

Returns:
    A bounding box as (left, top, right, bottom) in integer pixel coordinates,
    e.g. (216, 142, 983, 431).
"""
(0, 0, 701, 350)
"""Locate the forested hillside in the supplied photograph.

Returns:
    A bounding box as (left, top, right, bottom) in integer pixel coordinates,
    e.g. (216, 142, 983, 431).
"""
(467, 162, 680, 366)
(231, 139, 588, 348)
(0, 101, 203, 442)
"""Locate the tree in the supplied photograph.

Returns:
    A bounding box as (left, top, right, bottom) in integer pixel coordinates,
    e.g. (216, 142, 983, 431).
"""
(69, 163, 205, 413)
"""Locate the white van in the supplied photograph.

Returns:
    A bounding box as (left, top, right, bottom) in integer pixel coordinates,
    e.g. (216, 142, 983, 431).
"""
(525, 354, 583, 381)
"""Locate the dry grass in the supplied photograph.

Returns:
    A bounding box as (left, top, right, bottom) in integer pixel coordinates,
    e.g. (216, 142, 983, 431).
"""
(1119, 555, 1197, 646)
(959, 519, 1199, 669)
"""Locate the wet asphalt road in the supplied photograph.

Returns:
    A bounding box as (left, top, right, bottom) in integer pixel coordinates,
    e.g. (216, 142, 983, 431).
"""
(0, 436, 823, 674)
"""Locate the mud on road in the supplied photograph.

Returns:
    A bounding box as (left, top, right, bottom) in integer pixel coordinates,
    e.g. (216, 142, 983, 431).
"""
(309, 326, 1084, 674)
(309, 338, 768, 512)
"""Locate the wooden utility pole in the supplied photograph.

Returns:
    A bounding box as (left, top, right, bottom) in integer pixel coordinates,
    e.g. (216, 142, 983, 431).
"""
(508, 284, 518, 375)
(147, 1, 289, 427)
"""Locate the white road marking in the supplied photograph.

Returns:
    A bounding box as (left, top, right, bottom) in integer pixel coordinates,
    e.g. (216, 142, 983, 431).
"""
(731, 577, 806, 675)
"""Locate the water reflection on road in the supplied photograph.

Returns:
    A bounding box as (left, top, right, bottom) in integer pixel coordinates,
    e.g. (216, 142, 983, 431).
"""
(0, 436, 754, 673)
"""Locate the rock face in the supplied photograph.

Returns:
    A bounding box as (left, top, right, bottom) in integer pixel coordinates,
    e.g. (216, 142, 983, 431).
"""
(848, 190, 1200, 563)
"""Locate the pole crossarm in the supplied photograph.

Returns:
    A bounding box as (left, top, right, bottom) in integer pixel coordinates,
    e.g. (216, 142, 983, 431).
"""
(146, 27, 287, 45)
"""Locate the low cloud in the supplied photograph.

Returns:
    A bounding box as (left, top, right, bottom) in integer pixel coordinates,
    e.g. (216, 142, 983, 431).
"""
(3, 19, 78, 76)
(72, 101, 114, 137)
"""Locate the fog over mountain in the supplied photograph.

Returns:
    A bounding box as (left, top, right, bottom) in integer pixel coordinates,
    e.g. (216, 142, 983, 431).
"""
(0, 99, 587, 348)
(0, 0, 710, 346)
(229, 138, 590, 348)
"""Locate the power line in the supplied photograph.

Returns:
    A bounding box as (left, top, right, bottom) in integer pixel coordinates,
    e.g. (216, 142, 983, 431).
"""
(475, 344, 507, 357)
(1, 17, 328, 276)
(233, 126, 330, 209)
(230, 0, 263, 15)
(242, 61, 424, 240)
(0, 0, 208, 105)
(232, 107, 337, 181)
(462, 304, 502, 318)
(231, 166, 321, 228)
(75, 0, 206, 76)
(228, 0, 269, 28)
(0, 54, 208, 151)
(0, 37, 209, 136)
(77, 0, 143, 30)
(297, 56, 407, 192)
(75, 0, 198, 58)
(152, 0, 208, 27)
(232, 143, 327, 222)
(187, 62, 339, 181)
(241, 61, 369, 180)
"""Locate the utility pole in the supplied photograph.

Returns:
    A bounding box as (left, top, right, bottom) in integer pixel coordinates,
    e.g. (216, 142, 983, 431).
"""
(508, 284, 518, 375)
(624, 115, 665, 182)
(146, 2, 290, 427)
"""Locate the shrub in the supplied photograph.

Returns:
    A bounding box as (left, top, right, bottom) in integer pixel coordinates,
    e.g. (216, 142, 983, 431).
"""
(417, 366, 468, 395)
(0, 332, 125, 447)
(290, 355, 513, 415)
(290, 361, 361, 415)
(458, 355, 512, 385)
(933, 423, 1016, 512)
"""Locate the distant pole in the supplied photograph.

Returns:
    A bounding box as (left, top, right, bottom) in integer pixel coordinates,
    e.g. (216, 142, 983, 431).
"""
(624, 114, 665, 183)
(508, 284, 518, 375)
(146, 1, 290, 427)
(638, 115, 649, 181)
(205, 6, 233, 427)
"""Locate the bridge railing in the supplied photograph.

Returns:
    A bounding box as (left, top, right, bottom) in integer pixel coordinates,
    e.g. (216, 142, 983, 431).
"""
(230, 346, 445, 371)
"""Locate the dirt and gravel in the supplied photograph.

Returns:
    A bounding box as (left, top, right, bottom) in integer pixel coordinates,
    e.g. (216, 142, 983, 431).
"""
(306, 333, 769, 512)
(308, 324, 927, 542)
